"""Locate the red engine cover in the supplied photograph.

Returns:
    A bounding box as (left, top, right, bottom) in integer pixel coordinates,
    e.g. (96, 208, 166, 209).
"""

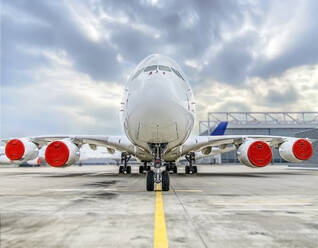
(292, 139, 313, 160)
(247, 141, 272, 167)
(5, 139, 25, 160)
(45, 141, 69, 167)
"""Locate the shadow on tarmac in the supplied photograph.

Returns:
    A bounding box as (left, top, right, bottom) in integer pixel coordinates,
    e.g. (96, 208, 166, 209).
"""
(34, 171, 310, 179)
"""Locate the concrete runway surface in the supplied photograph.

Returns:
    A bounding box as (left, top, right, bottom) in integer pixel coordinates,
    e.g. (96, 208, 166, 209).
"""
(0, 165, 318, 248)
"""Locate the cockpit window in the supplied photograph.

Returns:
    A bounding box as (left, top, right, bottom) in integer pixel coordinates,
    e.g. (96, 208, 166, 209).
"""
(171, 68, 185, 81)
(144, 65, 158, 72)
(132, 68, 144, 80)
(158, 65, 171, 71)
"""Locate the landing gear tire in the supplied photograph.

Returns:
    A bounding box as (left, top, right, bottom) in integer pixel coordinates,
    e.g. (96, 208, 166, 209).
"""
(147, 171, 154, 191)
(119, 166, 124, 174)
(139, 166, 144, 174)
(162, 170, 170, 191)
(126, 166, 131, 174)
(185, 166, 190, 174)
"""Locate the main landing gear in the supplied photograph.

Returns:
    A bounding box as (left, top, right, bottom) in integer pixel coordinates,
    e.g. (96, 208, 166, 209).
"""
(139, 162, 151, 174)
(146, 144, 170, 191)
(119, 152, 131, 174)
(165, 162, 177, 173)
(185, 152, 197, 174)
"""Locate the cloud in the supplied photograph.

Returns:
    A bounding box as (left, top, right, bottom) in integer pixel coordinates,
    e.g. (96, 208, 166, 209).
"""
(264, 87, 299, 106)
(249, 0, 318, 78)
(1, 0, 318, 137)
(2, 0, 122, 83)
(194, 64, 318, 125)
(1, 50, 123, 137)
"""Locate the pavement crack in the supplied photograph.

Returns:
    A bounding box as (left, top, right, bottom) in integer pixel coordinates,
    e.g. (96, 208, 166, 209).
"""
(171, 184, 208, 248)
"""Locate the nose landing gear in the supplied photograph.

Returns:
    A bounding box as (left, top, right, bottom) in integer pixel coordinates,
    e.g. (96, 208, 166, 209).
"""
(146, 170, 154, 191)
(161, 170, 170, 191)
(146, 143, 170, 191)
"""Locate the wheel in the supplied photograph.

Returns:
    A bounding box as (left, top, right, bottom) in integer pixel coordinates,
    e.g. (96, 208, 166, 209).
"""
(173, 165, 177, 174)
(126, 166, 131, 174)
(139, 165, 144, 174)
(185, 166, 190, 174)
(146, 171, 154, 191)
(119, 166, 123, 174)
(162, 170, 170, 191)
(193, 166, 197, 174)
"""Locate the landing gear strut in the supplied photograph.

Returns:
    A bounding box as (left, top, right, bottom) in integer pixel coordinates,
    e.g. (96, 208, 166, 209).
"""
(146, 143, 169, 191)
(139, 162, 151, 174)
(119, 152, 131, 174)
(185, 152, 197, 174)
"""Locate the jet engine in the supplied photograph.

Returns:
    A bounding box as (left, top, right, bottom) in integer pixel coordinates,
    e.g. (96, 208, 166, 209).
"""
(279, 138, 313, 162)
(237, 139, 272, 168)
(5, 138, 39, 162)
(45, 139, 80, 167)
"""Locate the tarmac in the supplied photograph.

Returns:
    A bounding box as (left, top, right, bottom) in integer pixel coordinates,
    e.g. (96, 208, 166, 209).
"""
(0, 164, 318, 248)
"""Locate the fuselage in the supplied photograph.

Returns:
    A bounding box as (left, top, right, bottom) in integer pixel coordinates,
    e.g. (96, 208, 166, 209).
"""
(121, 54, 195, 153)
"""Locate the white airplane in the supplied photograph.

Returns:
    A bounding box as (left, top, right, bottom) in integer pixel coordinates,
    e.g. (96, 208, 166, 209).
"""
(2, 54, 313, 191)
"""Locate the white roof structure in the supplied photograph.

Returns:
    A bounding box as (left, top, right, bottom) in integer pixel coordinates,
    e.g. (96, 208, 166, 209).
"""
(199, 112, 318, 134)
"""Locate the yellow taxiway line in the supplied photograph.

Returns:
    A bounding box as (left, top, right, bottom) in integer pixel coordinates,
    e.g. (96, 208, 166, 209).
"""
(154, 184, 169, 248)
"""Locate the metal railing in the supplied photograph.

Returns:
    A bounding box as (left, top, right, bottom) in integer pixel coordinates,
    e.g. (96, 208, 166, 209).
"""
(199, 112, 318, 134)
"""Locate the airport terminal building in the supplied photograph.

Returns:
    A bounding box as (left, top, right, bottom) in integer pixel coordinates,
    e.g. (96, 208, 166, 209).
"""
(199, 112, 318, 164)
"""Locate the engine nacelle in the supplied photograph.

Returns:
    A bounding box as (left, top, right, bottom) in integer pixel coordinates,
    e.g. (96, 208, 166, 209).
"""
(45, 139, 80, 167)
(237, 139, 272, 168)
(201, 146, 212, 155)
(5, 138, 39, 162)
(279, 138, 313, 162)
(107, 147, 115, 154)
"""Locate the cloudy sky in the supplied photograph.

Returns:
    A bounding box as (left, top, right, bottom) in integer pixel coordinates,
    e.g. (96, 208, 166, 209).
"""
(1, 0, 318, 138)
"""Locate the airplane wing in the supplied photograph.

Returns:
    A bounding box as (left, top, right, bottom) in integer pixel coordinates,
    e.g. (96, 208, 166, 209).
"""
(182, 135, 283, 154)
(1, 135, 143, 167)
(179, 135, 313, 166)
(2, 135, 135, 153)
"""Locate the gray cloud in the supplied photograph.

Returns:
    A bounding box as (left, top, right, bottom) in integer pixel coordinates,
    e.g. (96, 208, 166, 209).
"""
(4, 0, 317, 86)
(1, 0, 318, 137)
(201, 31, 257, 84)
(263, 87, 299, 106)
(98, 0, 250, 74)
(2, 0, 121, 83)
(214, 101, 250, 112)
(250, 1, 318, 78)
